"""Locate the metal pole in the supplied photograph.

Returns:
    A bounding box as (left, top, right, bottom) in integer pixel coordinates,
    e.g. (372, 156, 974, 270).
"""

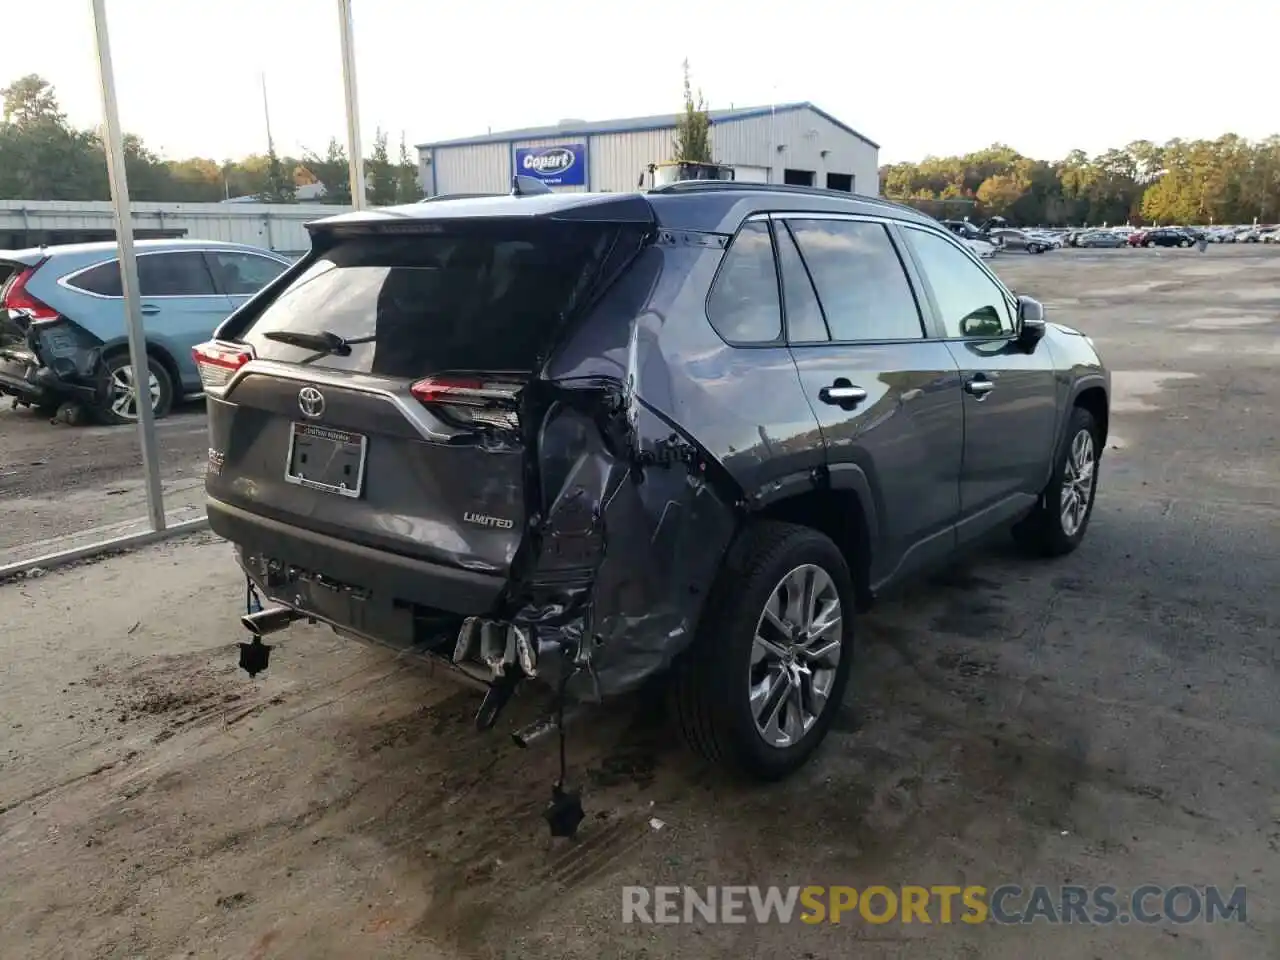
(89, 0, 165, 533)
(337, 0, 367, 209)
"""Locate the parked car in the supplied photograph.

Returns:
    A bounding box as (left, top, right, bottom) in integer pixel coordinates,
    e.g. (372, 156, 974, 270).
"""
(1025, 230, 1066, 249)
(937, 220, 998, 259)
(0, 239, 289, 423)
(1133, 227, 1196, 248)
(1236, 226, 1264, 242)
(1261, 228, 1280, 243)
(196, 182, 1109, 783)
(990, 228, 1053, 254)
(1076, 230, 1128, 248)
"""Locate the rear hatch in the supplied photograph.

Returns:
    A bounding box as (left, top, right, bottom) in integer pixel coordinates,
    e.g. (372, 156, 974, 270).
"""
(202, 200, 652, 589)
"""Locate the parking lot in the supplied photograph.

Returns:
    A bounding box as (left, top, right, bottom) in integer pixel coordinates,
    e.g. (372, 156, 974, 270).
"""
(1, 245, 1277, 959)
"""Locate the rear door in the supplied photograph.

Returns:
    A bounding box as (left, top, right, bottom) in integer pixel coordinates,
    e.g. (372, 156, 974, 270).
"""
(778, 214, 965, 585)
(206, 217, 645, 578)
(898, 225, 1059, 541)
(135, 252, 233, 386)
(47, 251, 233, 389)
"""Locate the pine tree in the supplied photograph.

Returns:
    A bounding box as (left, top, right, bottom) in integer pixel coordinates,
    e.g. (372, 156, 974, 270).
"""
(368, 128, 397, 206)
(672, 60, 712, 164)
(396, 132, 423, 203)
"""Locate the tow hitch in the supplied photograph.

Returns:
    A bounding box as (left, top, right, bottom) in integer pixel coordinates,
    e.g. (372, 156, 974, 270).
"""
(237, 579, 307, 678)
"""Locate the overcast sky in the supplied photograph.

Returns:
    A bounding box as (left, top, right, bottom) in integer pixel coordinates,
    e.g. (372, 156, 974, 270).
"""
(10, 0, 1278, 165)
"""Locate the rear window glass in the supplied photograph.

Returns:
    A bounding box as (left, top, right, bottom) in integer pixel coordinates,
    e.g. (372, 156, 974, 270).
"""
(68, 260, 123, 297)
(705, 221, 782, 343)
(242, 225, 620, 377)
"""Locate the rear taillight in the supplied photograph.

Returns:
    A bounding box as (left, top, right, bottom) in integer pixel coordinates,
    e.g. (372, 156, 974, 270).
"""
(3, 266, 57, 323)
(193, 339, 255, 394)
(410, 374, 523, 430)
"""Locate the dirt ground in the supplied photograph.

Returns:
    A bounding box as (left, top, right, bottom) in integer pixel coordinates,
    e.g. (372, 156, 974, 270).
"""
(0, 404, 208, 566)
(1, 245, 1277, 959)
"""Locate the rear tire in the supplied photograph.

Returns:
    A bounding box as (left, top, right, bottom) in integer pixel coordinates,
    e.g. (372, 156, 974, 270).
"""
(96, 351, 173, 425)
(1013, 406, 1101, 557)
(671, 521, 856, 780)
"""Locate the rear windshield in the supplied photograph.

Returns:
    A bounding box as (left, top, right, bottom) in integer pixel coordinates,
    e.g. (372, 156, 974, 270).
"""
(241, 223, 621, 377)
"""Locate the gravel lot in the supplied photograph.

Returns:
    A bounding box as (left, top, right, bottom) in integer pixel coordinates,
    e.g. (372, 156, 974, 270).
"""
(0, 245, 1277, 959)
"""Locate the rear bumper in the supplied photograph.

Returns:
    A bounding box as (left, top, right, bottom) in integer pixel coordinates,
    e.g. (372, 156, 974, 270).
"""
(207, 497, 508, 617)
(0, 352, 97, 405)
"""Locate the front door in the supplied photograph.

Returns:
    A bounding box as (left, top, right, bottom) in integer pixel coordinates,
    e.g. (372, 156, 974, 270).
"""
(777, 214, 965, 585)
(898, 226, 1059, 541)
(204, 249, 289, 310)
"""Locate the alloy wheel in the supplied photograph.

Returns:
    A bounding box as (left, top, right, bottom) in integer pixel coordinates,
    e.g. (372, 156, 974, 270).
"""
(1059, 428, 1096, 537)
(749, 563, 843, 749)
(109, 363, 161, 421)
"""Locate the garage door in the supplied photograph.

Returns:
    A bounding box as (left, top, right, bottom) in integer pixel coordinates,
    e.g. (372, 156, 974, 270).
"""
(732, 166, 770, 183)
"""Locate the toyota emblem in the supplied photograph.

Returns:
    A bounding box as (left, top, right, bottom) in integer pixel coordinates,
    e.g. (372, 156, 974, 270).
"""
(298, 386, 325, 418)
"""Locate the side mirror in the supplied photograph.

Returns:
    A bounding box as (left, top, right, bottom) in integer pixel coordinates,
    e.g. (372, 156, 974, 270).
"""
(1016, 296, 1046, 347)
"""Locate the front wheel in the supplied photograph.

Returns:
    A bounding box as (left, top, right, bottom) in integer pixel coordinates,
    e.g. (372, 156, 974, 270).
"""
(1014, 406, 1101, 556)
(672, 521, 856, 780)
(97, 352, 173, 425)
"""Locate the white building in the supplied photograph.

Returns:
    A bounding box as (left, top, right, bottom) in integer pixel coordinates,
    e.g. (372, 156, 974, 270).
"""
(416, 102, 879, 198)
(0, 200, 346, 257)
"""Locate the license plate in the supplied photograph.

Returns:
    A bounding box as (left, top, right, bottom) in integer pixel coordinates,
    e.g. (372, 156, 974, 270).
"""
(284, 422, 367, 498)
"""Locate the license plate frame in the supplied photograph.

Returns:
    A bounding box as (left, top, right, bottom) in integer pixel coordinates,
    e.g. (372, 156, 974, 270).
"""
(284, 422, 368, 499)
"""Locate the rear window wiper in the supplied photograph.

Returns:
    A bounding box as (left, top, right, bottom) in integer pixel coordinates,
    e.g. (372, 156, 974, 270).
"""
(260, 329, 374, 357)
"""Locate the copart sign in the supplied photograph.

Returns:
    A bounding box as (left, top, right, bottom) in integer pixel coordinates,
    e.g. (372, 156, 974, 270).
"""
(514, 143, 586, 187)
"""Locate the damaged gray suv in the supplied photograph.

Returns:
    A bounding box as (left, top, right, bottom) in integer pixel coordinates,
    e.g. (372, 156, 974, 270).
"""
(196, 180, 1109, 783)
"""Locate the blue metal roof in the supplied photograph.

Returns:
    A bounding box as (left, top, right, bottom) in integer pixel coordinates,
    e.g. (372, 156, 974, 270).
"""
(416, 102, 879, 151)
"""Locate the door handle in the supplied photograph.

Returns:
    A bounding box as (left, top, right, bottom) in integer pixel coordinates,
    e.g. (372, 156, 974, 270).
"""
(139, 304, 161, 316)
(819, 382, 868, 406)
(965, 376, 994, 399)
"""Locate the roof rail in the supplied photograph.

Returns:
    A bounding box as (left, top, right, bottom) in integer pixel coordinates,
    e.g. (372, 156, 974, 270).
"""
(646, 179, 917, 212)
(418, 192, 503, 203)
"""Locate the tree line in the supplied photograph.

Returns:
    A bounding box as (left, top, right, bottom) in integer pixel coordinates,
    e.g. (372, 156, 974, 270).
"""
(0, 74, 422, 206)
(880, 136, 1280, 226)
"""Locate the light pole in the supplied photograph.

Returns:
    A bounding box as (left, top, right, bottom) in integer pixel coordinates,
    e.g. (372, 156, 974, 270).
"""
(337, 0, 367, 209)
(88, 0, 165, 533)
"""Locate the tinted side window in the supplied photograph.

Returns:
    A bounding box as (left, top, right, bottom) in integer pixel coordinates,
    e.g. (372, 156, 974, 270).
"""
(706, 221, 782, 343)
(903, 228, 1015, 338)
(208, 251, 287, 295)
(776, 222, 828, 343)
(68, 261, 123, 297)
(137, 252, 217, 297)
(788, 219, 924, 341)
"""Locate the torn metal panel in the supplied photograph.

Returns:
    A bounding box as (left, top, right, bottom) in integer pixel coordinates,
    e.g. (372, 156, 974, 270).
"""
(505, 393, 738, 702)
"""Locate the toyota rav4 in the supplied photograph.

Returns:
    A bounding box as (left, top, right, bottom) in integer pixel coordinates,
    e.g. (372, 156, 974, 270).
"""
(196, 180, 1109, 783)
